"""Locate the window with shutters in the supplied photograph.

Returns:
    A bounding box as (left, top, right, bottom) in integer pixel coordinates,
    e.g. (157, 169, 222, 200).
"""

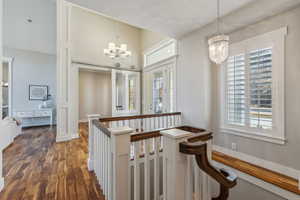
(221, 28, 287, 144)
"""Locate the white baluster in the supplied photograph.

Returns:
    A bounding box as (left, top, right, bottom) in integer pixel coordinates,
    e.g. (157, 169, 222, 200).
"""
(186, 156, 193, 200)
(111, 121, 118, 128)
(138, 118, 142, 132)
(144, 139, 151, 200)
(159, 116, 163, 129)
(93, 125, 97, 174)
(104, 133, 107, 196)
(154, 137, 160, 200)
(134, 141, 140, 200)
(194, 157, 201, 200)
(124, 120, 130, 127)
(150, 118, 154, 130)
(107, 139, 112, 200)
(134, 119, 139, 132)
(98, 132, 104, 186)
(154, 117, 159, 129)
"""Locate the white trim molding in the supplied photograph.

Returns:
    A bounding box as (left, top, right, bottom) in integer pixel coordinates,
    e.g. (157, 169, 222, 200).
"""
(0, 177, 3, 191)
(213, 145, 300, 199)
(220, 127, 286, 144)
(220, 27, 287, 144)
(144, 39, 178, 68)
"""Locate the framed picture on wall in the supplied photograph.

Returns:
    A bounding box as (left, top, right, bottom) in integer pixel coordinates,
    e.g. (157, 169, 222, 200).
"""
(29, 85, 48, 101)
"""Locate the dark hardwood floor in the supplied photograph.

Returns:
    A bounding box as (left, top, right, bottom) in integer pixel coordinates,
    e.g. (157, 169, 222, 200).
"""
(0, 124, 104, 200)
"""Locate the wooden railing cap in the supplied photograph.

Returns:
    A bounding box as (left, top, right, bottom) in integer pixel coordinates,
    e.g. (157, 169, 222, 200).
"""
(99, 112, 181, 122)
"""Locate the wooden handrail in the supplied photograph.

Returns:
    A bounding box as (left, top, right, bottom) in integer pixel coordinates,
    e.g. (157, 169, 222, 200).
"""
(213, 151, 300, 195)
(130, 126, 207, 142)
(92, 119, 111, 137)
(131, 128, 169, 142)
(99, 112, 181, 122)
(180, 141, 237, 200)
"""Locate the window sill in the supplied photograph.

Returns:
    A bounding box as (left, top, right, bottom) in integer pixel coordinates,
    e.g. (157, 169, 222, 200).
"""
(220, 127, 286, 145)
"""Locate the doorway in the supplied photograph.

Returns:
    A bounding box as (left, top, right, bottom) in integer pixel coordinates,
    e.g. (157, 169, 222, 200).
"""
(1, 57, 13, 119)
(143, 60, 176, 114)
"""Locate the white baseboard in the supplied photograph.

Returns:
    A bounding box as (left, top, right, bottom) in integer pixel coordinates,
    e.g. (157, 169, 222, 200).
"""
(213, 145, 299, 178)
(213, 145, 300, 199)
(88, 158, 94, 171)
(0, 177, 4, 192)
(56, 132, 80, 142)
(71, 133, 79, 139)
(56, 134, 71, 142)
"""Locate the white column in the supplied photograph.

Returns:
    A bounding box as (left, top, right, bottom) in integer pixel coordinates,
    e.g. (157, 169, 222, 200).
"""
(56, 0, 73, 142)
(110, 126, 134, 200)
(161, 128, 193, 200)
(87, 114, 101, 171)
(0, 0, 4, 191)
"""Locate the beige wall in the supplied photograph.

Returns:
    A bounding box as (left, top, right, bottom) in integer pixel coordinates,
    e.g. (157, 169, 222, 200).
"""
(71, 6, 142, 69)
(71, 6, 170, 70)
(79, 70, 112, 121)
(178, 5, 300, 200)
(140, 29, 169, 52)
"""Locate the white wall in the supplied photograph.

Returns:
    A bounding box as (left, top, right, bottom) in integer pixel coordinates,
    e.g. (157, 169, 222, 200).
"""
(3, 0, 56, 55)
(177, 5, 300, 200)
(71, 6, 142, 69)
(79, 70, 112, 121)
(4, 48, 56, 112)
(140, 29, 169, 52)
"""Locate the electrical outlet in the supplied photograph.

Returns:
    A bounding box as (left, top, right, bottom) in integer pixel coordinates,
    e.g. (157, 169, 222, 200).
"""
(231, 143, 237, 151)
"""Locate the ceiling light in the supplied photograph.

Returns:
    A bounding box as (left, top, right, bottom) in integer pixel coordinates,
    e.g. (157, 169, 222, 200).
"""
(104, 22, 132, 60)
(208, 0, 229, 65)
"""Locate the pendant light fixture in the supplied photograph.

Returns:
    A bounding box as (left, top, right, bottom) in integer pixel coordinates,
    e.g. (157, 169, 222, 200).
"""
(208, 0, 229, 64)
(104, 21, 132, 59)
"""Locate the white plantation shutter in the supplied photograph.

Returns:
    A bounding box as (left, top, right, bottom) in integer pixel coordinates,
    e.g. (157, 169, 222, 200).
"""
(249, 48, 273, 130)
(226, 54, 246, 126)
(222, 27, 286, 143)
(226, 48, 273, 130)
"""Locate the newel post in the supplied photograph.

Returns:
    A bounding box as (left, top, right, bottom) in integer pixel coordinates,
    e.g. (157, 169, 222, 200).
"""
(110, 126, 134, 200)
(161, 129, 193, 200)
(87, 114, 101, 171)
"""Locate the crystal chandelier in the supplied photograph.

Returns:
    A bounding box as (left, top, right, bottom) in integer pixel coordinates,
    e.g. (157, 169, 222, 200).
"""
(208, 0, 229, 64)
(104, 41, 132, 59)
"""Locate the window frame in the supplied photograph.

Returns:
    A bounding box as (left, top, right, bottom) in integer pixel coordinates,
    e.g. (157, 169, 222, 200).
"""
(220, 27, 287, 144)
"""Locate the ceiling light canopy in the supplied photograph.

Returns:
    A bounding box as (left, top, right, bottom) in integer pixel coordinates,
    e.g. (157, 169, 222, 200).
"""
(208, 0, 229, 65)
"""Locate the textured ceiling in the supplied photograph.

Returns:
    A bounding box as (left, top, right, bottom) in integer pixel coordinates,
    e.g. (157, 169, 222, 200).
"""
(67, 0, 256, 38)
(67, 0, 300, 38)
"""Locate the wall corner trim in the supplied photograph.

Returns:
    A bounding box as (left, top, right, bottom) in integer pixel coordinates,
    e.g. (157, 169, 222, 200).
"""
(0, 177, 4, 192)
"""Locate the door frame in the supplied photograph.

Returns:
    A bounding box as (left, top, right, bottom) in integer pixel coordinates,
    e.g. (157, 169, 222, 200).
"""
(70, 62, 111, 138)
(2, 57, 14, 117)
(143, 56, 177, 114)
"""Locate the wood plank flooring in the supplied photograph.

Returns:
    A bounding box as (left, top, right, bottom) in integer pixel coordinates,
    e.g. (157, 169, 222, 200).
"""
(0, 124, 105, 200)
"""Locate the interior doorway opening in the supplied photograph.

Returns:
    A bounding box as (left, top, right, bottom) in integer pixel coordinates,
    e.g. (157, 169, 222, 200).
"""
(1, 57, 13, 119)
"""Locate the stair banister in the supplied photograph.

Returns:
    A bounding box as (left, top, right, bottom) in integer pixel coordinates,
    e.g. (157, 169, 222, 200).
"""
(179, 138, 237, 200)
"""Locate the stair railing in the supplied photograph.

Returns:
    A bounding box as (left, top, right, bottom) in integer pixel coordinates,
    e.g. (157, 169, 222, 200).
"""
(179, 135, 237, 200)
